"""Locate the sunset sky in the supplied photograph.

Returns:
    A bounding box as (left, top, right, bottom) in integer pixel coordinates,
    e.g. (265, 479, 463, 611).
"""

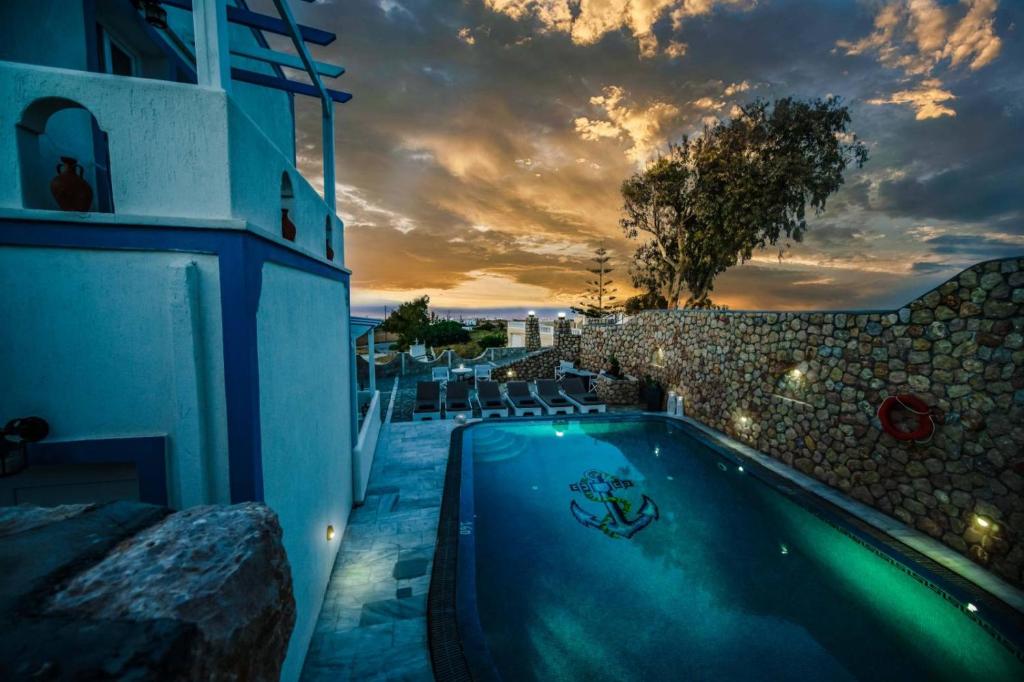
(272, 0, 1022, 315)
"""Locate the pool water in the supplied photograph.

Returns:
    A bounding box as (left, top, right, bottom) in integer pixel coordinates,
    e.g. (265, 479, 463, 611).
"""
(462, 418, 1023, 681)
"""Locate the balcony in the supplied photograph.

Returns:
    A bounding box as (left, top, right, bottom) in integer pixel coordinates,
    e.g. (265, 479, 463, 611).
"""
(0, 59, 343, 267)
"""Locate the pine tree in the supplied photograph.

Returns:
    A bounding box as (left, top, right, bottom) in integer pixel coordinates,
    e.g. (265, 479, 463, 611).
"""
(573, 245, 621, 318)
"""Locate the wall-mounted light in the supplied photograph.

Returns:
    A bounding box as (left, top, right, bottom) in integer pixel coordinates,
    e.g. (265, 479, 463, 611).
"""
(528, 310, 536, 316)
(966, 603, 978, 613)
(557, 312, 566, 318)
(974, 515, 993, 530)
(508, 369, 515, 377)
(326, 525, 335, 541)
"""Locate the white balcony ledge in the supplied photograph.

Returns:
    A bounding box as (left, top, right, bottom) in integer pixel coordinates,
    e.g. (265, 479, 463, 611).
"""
(0, 60, 344, 267)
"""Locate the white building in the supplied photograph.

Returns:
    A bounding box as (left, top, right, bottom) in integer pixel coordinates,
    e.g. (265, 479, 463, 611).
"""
(0, 2, 377, 679)
(506, 318, 555, 347)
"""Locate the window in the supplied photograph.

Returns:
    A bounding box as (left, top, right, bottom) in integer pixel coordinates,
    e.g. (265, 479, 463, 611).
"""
(97, 26, 138, 77)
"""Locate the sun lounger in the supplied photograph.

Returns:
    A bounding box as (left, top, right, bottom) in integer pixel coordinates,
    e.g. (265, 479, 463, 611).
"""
(474, 380, 508, 418)
(505, 381, 543, 417)
(473, 364, 492, 386)
(412, 381, 441, 421)
(445, 381, 471, 420)
(561, 377, 606, 414)
(431, 366, 450, 387)
(535, 379, 574, 415)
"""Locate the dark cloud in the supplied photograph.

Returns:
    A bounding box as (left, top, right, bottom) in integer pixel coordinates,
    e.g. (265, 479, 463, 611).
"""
(262, 0, 1024, 311)
(924, 234, 1024, 258)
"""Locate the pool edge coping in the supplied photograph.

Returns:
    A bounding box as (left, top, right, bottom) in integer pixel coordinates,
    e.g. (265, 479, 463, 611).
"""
(671, 413, 1024, 615)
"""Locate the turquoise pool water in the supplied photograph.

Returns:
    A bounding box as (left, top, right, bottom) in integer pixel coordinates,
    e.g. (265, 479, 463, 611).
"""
(462, 418, 1023, 681)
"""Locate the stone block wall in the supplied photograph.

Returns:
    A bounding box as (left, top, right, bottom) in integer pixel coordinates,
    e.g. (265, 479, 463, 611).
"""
(579, 257, 1024, 586)
(525, 314, 541, 350)
(499, 348, 561, 381)
(594, 375, 640, 405)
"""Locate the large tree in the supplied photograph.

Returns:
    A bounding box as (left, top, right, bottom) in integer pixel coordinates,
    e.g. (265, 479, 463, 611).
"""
(621, 97, 868, 308)
(381, 295, 430, 350)
(573, 245, 621, 318)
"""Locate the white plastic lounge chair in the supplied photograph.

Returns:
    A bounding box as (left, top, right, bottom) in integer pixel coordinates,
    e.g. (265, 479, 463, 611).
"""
(561, 377, 606, 414)
(431, 366, 450, 387)
(555, 360, 575, 381)
(409, 341, 427, 360)
(505, 381, 543, 417)
(412, 381, 442, 421)
(473, 364, 492, 386)
(534, 379, 574, 416)
(474, 381, 508, 419)
(445, 381, 472, 420)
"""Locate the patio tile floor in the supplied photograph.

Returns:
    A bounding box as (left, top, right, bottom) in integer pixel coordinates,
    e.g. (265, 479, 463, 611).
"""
(300, 420, 457, 682)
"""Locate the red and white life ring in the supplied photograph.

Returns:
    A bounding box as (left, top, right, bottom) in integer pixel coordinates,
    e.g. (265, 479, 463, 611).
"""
(877, 394, 934, 442)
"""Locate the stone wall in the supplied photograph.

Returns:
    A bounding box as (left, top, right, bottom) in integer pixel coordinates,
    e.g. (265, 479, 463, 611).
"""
(594, 375, 640, 405)
(579, 257, 1024, 586)
(525, 314, 541, 350)
(499, 348, 561, 381)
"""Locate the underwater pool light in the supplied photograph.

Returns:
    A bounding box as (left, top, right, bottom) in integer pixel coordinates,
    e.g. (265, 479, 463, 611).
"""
(654, 446, 660, 456)
(737, 465, 744, 473)
(555, 430, 564, 437)
(780, 544, 789, 555)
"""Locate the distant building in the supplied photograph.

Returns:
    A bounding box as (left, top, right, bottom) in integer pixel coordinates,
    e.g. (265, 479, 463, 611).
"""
(0, 3, 375, 680)
(506, 318, 555, 347)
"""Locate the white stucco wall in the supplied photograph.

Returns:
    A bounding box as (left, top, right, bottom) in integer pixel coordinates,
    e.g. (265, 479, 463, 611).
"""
(256, 262, 352, 682)
(165, 1, 297, 161)
(0, 246, 231, 508)
(228, 98, 337, 259)
(0, 61, 234, 220)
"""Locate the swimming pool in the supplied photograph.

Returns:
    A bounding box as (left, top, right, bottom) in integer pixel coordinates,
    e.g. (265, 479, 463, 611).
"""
(429, 416, 1024, 681)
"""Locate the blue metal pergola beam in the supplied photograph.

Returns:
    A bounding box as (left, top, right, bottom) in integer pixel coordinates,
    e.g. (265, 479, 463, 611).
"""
(161, 0, 336, 45)
(231, 43, 344, 79)
(269, 0, 338, 211)
(232, 68, 352, 103)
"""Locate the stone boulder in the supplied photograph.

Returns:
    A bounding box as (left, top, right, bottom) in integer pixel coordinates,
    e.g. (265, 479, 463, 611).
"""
(0, 501, 295, 681)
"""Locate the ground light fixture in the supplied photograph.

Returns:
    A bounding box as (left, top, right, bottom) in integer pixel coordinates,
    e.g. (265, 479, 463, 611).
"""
(967, 603, 979, 613)
(326, 525, 335, 541)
